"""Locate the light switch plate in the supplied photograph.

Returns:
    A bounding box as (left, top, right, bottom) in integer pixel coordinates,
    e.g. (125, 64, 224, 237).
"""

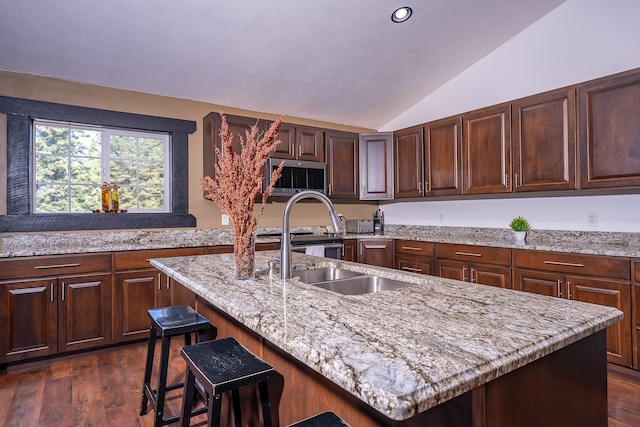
(221, 214, 229, 225)
(587, 212, 598, 227)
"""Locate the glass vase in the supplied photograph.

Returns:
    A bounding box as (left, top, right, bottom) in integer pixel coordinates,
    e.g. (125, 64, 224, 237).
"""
(234, 234, 256, 280)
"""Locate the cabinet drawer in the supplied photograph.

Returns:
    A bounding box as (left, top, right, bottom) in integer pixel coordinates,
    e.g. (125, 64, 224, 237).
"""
(634, 260, 640, 282)
(513, 250, 630, 280)
(395, 254, 434, 275)
(394, 240, 434, 256)
(0, 253, 112, 280)
(114, 247, 205, 270)
(435, 243, 511, 266)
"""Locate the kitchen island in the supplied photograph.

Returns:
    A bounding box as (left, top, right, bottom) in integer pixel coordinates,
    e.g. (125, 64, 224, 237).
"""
(153, 251, 619, 426)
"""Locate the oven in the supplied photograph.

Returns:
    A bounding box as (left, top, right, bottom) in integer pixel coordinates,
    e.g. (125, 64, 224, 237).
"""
(290, 235, 344, 259)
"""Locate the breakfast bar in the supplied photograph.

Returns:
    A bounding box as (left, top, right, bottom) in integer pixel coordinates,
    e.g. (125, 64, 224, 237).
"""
(151, 251, 621, 427)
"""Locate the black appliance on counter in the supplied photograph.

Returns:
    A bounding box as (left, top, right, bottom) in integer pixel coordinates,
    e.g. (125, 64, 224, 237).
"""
(258, 232, 343, 259)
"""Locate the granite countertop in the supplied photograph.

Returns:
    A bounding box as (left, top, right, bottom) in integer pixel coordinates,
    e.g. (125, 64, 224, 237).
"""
(2, 225, 640, 258)
(150, 251, 622, 421)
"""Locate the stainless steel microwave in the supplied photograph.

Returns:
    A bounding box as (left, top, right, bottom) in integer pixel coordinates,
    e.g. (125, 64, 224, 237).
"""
(265, 158, 327, 196)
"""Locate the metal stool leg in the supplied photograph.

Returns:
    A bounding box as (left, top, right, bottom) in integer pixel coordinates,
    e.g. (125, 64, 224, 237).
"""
(180, 368, 196, 427)
(232, 389, 242, 427)
(140, 326, 158, 415)
(258, 381, 273, 427)
(154, 334, 172, 427)
(209, 393, 223, 427)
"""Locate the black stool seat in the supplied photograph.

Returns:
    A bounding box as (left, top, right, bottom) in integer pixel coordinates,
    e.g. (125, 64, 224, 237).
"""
(180, 337, 276, 427)
(140, 305, 213, 427)
(287, 411, 351, 427)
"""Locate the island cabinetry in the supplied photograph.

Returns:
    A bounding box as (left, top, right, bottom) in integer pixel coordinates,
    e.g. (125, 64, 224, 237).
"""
(435, 243, 512, 288)
(632, 260, 640, 369)
(113, 247, 205, 343)
(271, 123, 324, 162)
(357, 239, 394, 268)
(0, 253, 112, 364)
(463, 104, 512, 195)
(513, 249, 632, 367)
(342, 239, 357, 262)
(325, 130, 359, 199)
(511, 87, 577, 192)
(578, 68, 640, 189)
(359, 132, 394, 200)
(423, 115, 463, 196)
(393, 125, 424, 198)
(394, 240, 434, 275)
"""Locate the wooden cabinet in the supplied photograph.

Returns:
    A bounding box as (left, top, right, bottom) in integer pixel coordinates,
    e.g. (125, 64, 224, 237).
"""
(394, 240, 434, 275)
(113, 247, 205, 343)
(0, 254, 112, 364)
(633, 261, 640, 369)
(272, 124, 324, 162)
(512, 87, 577, 192)
(393, 126, 423, 198)
(342, 239, 357, 262)
(579, 68, 640, 189)
(513, 250, 632, 367)
(463, 104, 512, 194)
(424, 115, 463, 196)
(435, 243, 512, 288)
(357, 239, 393, 268)
(359, 132, 394, 200)
(325, 130, 359, 199)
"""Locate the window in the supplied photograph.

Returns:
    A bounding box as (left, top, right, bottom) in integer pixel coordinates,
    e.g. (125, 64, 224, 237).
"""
(33, 120, 170, 213)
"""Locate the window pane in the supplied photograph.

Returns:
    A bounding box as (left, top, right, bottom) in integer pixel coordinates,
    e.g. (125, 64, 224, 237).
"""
(139, 187, 164, 209)
(70, 185, 100, 212)
(118, 186, 137, 209)
(138, 137, 164, 160)
(35, 125, 69, 155)
(111, 135, 138, 159)
(111, 159, 137, 185)
(36, 154, 69, 183)
(70, 129, 101, 156)
(35, 184, 69, 212)
(138, 161, 164, 185)
(70, 158, 101, 184)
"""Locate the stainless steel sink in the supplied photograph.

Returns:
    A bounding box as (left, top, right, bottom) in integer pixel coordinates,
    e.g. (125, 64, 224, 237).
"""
(292, 267, 363, 284)
(312, 275, 415, 295)
(292, 267, 415, 295)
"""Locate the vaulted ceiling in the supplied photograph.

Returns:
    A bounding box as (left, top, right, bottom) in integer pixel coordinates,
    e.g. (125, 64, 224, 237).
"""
(0, 0, 565, 129)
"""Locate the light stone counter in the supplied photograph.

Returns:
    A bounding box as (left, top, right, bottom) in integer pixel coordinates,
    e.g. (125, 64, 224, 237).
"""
(150, 251, 622, 421)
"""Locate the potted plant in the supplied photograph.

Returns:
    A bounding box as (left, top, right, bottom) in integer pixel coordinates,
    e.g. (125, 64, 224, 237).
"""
(509, 216, 531, 242)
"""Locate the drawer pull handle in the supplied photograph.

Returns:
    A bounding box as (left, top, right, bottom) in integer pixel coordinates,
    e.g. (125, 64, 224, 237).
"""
(401, 246, 422, 251)
(454, 251, 481, 257)
(402, 266, 422, 272)
(35, 263, 81, 269)
(544, 261, 584, 268)
(364, 245, 388, 249)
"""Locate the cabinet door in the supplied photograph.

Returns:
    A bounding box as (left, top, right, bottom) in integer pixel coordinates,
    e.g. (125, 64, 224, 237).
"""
(396, 254, 433, 275)
(296, 126, 324, 162)
(114, 270, 159, 343)
(168, 277, 196, 308)
(325, 130, 359, 199)
(463, 104, 511, 194)
(578, 69, 640, 189)
(634, 261, 640, 369)
(359, 132, 394, 200)
(513, 269, 563, 297)
(472, 263, 512, 289)
(357, 239, 393, 268)
(435, 259, 468, 282)
(567, 275, 632, 366)
(0, 278, 58, 363)
(393, 126, 423, 198)
(424, 116, 463, 196)
(58, 273, 112, 352)
(342, 239, 357, 262)
(272, 123, 296, 159)
(512, 88, 577, 192)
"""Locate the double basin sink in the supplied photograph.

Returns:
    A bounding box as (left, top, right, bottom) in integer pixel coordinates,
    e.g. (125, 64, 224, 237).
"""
(292, 267, 414, 295)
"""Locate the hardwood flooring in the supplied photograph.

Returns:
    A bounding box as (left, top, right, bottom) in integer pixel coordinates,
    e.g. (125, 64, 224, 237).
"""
(0, 341, 639, 426)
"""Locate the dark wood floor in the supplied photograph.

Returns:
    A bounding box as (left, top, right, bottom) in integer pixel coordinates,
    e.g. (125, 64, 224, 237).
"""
(1, 340, 639, 426)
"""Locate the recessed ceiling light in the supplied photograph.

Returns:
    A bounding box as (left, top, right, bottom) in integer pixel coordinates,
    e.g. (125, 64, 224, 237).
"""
(391, 7, 412, 23)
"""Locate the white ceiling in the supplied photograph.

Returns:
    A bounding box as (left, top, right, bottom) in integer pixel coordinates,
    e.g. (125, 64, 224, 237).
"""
(0, 0, 565, 129)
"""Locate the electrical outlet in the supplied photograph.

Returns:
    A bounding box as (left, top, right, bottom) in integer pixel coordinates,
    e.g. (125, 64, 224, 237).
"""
(438, 213, 444, 223)
(221, 214, 229, 225)
(587, 212, 598, 227)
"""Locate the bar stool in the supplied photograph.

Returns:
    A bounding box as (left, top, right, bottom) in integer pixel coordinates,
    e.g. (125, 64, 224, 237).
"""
(288, 411, 351, 427)
(140, 305, 213, 427)
(180, 337, 276, 427)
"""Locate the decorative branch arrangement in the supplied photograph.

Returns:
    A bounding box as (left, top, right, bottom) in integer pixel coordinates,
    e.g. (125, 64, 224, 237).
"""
(201, 112, 285, 277)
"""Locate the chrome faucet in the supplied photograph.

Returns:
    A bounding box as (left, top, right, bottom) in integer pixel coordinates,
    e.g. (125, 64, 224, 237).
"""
(280, 190, 342, 279)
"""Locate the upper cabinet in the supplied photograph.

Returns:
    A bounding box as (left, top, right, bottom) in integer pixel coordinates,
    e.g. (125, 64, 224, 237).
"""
(325, 130, 359, 199)
(393, 126, 424, 198)
(578, 68, 640, 189)
(463, 104, 512, 194)
(424, 115, 463, 196)
(359, 132, 394, 200)
(271, 124, 324, 162)
(512, 88, 577, 192)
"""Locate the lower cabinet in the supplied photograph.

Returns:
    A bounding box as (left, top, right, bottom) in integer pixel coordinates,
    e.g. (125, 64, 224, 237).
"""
(0, 254, 112, 364)
(435, 243, 512, 288)
(342, 239, 357, 262)
(394, 240, 434, 275)
(513, 249, 632, 367)
(357, 239, 393, 268)
(635, 261, 640, 369)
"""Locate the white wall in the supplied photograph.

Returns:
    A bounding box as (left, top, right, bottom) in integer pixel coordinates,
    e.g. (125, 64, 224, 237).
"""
(380, 0, 640, 232)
